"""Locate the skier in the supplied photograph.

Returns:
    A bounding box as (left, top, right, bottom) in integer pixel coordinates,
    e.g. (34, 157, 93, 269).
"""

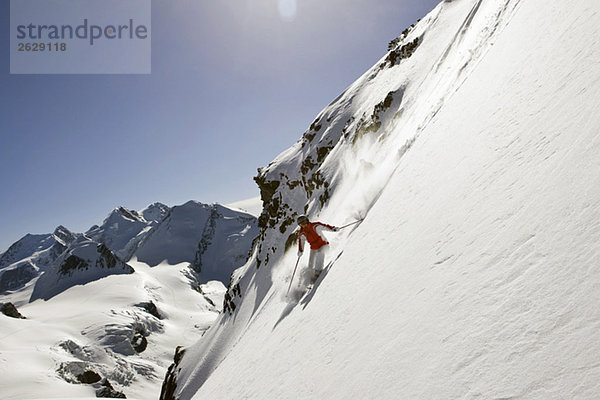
(297, 215, 339, 284)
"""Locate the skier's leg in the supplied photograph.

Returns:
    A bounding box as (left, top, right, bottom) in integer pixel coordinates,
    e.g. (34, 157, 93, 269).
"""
(311, 246, 327, 283)
(316, 248, 326, 272)
(304, 250, 317, 286)
(308, 249, 317, 270)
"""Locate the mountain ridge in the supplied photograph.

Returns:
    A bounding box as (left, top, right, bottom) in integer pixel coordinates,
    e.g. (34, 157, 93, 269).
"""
(0, 200, 259, 300)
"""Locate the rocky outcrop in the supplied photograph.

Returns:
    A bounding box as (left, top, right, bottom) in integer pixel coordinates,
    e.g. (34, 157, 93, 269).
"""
(56, 337, 154, 393)
(96, 378, 127, 398)
(0, 302, 26, 319)
(78, 370, 102, 384)
(57, 360, 127, 398)
(159, 346, 185, 400)
(131, 331, 148, 353)
(135, 300, 162, 319)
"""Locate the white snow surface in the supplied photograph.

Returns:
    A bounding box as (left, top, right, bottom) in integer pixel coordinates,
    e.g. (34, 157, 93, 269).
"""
(0, 259, 225, 400)
(226, 196, 263, 217)
(170, 0, 600, 399)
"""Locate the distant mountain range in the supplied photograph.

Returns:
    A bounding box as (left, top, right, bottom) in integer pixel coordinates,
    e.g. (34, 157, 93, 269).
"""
(0, 199, 260, 399)
(0, 200, 259, 301)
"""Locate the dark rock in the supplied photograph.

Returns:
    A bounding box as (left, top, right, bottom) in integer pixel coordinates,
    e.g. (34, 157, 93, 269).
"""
(254, 175, 281, 206)
(96, 243, 119, 269)
(135, 301, 162, 319)
(191, 205, 221, 274)
(159, 346, 185, 400)
(77, 370, 102, 384)
(96, 378, 126, 398)
(223, 283, 241, 315)
(131, 332, 148, 353)
(1, 302, 26, 319)
(309, 118, 322, 132)
(383, 36, 421, 68)
(59, 254, 88, 274)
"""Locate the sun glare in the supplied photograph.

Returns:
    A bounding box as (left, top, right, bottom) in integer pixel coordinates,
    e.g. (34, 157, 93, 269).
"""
(277, 0, 297, 21)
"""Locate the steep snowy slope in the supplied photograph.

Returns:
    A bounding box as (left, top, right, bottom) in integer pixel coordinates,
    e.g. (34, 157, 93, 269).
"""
(0, 233, 54, 268)
(226, 196, 263, 217)
(0, 233, 53, 291)
(164, 0, 600, 399)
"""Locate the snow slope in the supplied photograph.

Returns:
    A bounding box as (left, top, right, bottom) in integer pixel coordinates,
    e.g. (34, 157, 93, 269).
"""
(164, 0, 600, 399)
(1, 259, 224, 400)
(0, 233, 55, 268)
(226, 196, 263, 217)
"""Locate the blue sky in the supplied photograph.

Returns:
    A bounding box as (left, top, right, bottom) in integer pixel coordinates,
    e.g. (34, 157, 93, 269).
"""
(0, 0, 440, 250)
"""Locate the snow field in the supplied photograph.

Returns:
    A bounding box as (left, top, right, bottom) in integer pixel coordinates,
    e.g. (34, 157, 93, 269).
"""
(0, 260, 225, 400)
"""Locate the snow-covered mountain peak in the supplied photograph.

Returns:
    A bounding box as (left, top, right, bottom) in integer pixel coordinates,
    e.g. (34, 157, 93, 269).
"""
(52, 225, 76, 247)
(0, 232, 55, 270)
(141, 202, 170, 223)
(115, 206, 144, 222)
(174, 200, 212, 212)
(135, 201, 259, 282)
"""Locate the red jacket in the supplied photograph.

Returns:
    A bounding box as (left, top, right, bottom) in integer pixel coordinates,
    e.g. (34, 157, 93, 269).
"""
(298, 222, 335, 252)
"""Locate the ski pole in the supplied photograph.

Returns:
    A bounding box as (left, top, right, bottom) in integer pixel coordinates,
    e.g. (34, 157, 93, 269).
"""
(287, 256, 301, 294)
(338, 219, 363, 230)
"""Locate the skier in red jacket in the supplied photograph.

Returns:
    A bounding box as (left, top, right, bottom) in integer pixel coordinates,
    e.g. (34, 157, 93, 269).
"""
(297, 215, 339, 284)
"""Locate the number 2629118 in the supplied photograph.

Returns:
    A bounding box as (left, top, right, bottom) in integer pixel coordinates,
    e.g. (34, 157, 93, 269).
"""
(18, 42, 67, 51)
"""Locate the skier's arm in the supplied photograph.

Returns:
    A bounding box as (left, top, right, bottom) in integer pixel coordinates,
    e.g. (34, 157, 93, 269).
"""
(313, 222, 339, 232)
(298, 231, 305, 256)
